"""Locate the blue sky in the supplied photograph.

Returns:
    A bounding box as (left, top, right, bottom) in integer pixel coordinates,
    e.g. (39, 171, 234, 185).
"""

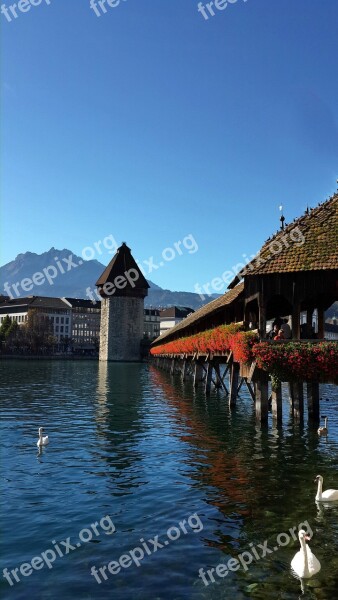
(1, 0, 337, 294)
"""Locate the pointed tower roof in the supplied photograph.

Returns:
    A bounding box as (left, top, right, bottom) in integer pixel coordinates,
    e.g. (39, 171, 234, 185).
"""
(96, 242, 149, 298)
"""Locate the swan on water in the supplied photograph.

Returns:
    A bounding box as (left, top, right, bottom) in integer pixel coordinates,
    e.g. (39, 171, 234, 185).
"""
(315, 475, 338, 501)
(291, 529, 321, 579)
(37, 427, 49, 447)
(317, 415, 328, 436)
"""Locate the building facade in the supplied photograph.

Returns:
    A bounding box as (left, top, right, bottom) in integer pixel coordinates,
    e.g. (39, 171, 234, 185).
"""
(159, 306, 194, 336)
(63, 298, 101, 352)
(143, 308, 160, 340)
(0, 296, 72, 346)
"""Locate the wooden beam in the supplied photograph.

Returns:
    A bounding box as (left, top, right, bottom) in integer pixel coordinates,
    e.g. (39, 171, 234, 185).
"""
(181, 360, 188, 381)
(229, 362, 240, 407)
(170, 358, 175, 376)
(292, 303, 300, 339)
(244, 379, 256, 402)
(205, 362, 213, 395)
(193, 362, 204, 387)
(307, 381, 320, 424)
(258, 292, 266, 339)
(255, 371, 269, 424)
(292, 382, 304, 421)
(214, 363, 229, 394)
(271, 381, 282, 424)
(247, 361, 257, 384)
(317, 307, 324, 339)
(237, 377, 245, 395)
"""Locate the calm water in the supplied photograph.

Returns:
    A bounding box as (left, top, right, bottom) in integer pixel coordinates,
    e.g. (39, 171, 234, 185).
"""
(1, 360, 338, 600)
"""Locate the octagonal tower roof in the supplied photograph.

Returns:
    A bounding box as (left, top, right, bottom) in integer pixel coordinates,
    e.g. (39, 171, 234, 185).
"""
(96, 242, 149, 299)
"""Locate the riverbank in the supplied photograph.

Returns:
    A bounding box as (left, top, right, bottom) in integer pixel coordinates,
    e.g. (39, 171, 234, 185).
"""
(0, 354, 98, 360)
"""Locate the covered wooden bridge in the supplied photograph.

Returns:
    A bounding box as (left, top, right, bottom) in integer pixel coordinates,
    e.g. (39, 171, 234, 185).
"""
(151, 193, 338, 426)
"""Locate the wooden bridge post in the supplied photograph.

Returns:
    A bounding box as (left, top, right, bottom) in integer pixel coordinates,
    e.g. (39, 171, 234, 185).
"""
(205, 362, 213, 395)
(292, 382, 304, 420)
(289, 382, 304, 420)
(193, 361, 204, 388)
(255, 371, 269, 424)
(271, 381, 282, 424)
(292, 303, 301, 339)
(170, 358, 175, 376)
(229, 362, 240, 406)
(181, 359, 188, 381)
(307, 381, 320, 423)
(317, 308, 324, 339)
(213, 362, 222, 389)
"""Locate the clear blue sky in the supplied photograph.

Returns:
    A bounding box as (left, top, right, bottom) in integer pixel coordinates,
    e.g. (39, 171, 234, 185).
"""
(1, 0, 337, 294)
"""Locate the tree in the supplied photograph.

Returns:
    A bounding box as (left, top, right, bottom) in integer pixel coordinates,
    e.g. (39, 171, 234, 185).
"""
(60, 336, 72, 353)
(23, 310, 54, 354)
(0, 316, 19, 353)
(0, 315, 12, 340)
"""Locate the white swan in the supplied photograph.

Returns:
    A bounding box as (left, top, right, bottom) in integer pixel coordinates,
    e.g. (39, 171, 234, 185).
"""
(315, 475, 338, 501)
(37, 427, 49, 447)
(317, 415, 328, 436)
(291, 529, 321, 579)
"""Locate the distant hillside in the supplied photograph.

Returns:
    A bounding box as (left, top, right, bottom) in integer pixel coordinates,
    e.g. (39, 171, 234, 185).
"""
(0, 248, 219, 310)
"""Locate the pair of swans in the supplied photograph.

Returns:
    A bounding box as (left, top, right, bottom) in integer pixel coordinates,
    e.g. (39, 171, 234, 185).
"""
(37, 427, 49, 447)
(291, 475, 338, 579)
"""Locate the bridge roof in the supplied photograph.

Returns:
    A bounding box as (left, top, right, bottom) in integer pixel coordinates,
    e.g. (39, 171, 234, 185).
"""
(153, 282, 244, 345)
(229, 193, 338, 287)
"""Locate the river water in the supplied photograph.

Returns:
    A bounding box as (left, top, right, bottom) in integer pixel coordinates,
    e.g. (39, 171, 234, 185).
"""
(0, 360, 338, 600)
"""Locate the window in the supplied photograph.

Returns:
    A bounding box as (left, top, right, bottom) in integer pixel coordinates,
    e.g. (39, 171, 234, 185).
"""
(61, 317, 64, 324)
(60, 326, 64, 333)
(56, 326, 59, 333)
(56, 317, 59, 323)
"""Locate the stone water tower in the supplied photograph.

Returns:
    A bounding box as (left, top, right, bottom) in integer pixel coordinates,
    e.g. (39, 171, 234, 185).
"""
(96, 243, 149, 361)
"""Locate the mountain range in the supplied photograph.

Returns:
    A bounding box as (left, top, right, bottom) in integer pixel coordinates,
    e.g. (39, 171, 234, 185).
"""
(0, 248, 219, 310)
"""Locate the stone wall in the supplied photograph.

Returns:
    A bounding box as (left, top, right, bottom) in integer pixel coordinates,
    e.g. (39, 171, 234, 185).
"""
(99, 296, 144, 361)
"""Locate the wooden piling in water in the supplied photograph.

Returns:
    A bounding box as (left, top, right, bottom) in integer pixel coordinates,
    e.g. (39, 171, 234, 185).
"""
(229, 362, 239, 406)
(288, 382, 304, 420)
(193, 362, 204, 388)
(292, 382, 304, 421)
(181, 360, 188, 381)
(205, 362, 213, 395)
(255, 371, 269, 423)
(170, 358, 175, 376)
(271, 381, 282, 424)
(307, 381, 320, 423)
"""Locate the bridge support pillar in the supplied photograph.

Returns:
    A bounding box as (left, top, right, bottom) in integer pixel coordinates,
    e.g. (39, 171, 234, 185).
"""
(170, 358, 175, 376)
(288, 382, 304, 420)
(205, 363, 213, 395)
(193, 362, 204, 388)
(271, 381, 282, 424)
(255, 372, 269, 424)
(229, 362, 239, 406)
(307, 382, 320, 424)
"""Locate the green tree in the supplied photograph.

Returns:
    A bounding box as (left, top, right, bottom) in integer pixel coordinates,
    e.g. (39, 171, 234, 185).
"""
(23, 310, 54, 354)
(0, 315, 12, 339)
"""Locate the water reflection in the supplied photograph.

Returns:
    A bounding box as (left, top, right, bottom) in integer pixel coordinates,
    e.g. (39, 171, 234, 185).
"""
(93, 362, 149, 492)
(149, 366, 338, 598)
(1, 360, 337, 600)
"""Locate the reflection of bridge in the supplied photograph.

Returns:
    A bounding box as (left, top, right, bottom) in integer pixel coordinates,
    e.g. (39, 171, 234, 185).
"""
(151, 193, 338, 426)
